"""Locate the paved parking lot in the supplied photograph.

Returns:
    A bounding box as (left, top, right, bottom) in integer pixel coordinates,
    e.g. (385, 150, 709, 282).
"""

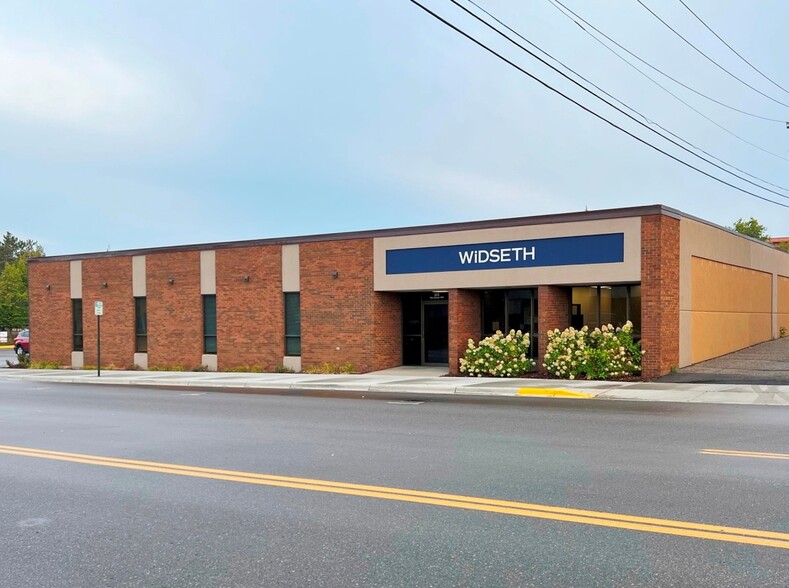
(658, 337, 789, 385)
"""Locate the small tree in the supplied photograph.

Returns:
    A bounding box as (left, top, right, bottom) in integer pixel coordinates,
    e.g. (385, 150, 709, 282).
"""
(731, 218, 770, 241)
(0, 257, 29, 328)
(0, 232, 44, 330)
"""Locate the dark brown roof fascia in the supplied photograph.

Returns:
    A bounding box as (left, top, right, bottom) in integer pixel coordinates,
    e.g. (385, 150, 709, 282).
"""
(29, 204, 682, 263)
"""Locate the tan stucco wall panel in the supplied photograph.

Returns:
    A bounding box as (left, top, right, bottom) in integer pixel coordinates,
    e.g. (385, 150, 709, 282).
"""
(690, 257, 771, 313)
(679, 218, 789, 366)
(690, 312, 770, 363)
(689, 257, 773, 363)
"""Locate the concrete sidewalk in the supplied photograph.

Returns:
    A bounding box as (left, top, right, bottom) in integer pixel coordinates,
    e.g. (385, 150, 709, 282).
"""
(1, 368, 788, 405)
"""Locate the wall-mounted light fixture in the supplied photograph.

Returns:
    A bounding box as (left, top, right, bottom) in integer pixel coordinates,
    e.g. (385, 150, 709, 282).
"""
(331, 271, 339, 279)
(168, 278, 175, 285)
(243, 275, 250, 282)
(102, 282, 108, 288)
(45, 284, 51, 290)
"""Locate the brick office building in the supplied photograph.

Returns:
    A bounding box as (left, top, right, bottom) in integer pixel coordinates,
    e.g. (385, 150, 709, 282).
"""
(27, 205, 789, 379)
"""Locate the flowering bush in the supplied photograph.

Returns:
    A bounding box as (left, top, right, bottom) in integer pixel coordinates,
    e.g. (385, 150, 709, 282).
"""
(459, 330, 535, 377)
(543, 321, 642, 380)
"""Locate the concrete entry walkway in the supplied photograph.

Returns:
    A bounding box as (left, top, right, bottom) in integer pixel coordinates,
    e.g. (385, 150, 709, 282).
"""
(367, 366, 449, 377)
(658, 337, 789, 385)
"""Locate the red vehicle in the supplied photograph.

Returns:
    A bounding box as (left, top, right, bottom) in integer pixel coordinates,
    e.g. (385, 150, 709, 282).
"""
(13, 330, 29, 354)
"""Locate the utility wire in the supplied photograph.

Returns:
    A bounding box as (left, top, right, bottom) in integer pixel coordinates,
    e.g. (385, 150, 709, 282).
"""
(464, 0, 789, 191)
(448, 0, 789, 200)
(548, 0, 787, 162)
(678, 0, 789, 96)
(636, 0, 789, 109)
(551, 0, 785, 124)
(405, 0, 788, 208)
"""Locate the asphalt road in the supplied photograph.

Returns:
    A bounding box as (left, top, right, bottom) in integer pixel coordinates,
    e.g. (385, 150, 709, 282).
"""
(1, 381, 787, 587)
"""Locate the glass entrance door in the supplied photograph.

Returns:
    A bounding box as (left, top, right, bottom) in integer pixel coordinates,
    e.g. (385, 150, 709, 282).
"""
(423, 301, 448, 365)
(402, 293, 449, 366)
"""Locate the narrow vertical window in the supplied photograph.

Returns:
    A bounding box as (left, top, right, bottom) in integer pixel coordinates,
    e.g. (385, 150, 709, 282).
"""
(284, 292, 301, 356)
(203, 295, 217, 354)
(72, 299, 83, 351)
(134, 297, 147, 353)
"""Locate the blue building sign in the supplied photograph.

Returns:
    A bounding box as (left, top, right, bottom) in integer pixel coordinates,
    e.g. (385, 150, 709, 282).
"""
(386, 233, 624, 275)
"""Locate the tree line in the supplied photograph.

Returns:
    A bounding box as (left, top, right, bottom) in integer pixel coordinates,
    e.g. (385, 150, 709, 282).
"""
(0, 232, 44, 330)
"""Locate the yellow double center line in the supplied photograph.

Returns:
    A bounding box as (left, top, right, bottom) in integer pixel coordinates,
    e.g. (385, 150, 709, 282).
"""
(701, 448, 789, 460)
(2, 444, 788, 550)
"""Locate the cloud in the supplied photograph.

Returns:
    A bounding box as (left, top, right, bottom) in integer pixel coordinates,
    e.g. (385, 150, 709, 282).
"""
(0, 36, 156, 132)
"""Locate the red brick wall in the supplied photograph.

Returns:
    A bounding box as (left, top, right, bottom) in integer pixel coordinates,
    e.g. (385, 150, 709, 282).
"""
(301, 239, 399, 373)
(82, 257, 134, 369)
(448, 289, 481, 375)
(641, 214, 680, 378)
(216, 246, 283, 370)
(372, 292, 402, 371)
(146, 251, 203, 369)
(28, 260, 72, 366)
(538, 286, 571, 370)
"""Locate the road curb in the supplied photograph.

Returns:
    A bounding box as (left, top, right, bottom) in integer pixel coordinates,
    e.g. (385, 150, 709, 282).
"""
(516, 388, 597, 399)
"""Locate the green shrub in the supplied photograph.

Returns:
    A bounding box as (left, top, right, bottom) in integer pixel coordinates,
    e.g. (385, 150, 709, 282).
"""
(29, 360, 62, 369)
(273, 364, 295, 373)
(222, 364, 265, 373)
(303, 362, 355, 374)
(543, 322, 642, 380)
(459, 329, 535, 377)
(6, 350, 30, 368)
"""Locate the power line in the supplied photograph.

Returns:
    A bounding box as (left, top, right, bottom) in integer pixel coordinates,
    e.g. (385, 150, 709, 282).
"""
(551, 0, 785, 124)
(462, 0, 789, 192)
(548, 0, 787, 162)
(405, 0, 788, 208)
(636, 0, 789, 109)
(677, 0, 789, 96)
(445, 0, 789, 200)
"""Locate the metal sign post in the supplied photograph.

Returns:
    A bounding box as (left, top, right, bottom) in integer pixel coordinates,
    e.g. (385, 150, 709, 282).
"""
(94, 301, 104, 377)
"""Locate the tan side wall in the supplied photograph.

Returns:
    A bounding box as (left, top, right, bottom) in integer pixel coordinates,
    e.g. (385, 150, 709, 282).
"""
(779, 275, 789, 334)
(679, 218, 789, 366)
(690, 258, 772, 363)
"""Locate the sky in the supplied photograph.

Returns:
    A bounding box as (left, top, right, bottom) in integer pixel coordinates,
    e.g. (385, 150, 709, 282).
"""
(1, 0, 788, 256)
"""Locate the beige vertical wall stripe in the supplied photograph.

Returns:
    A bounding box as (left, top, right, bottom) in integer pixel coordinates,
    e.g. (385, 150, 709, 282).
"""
(200, 250, 216, 295)
(133, 352, 148, 370)
(69, 260, 82, 299)
(779, 276, 789, 332)
(132, 256, 146, 297)
(201, 354, 217, 372)
(282, 244, 300, 292)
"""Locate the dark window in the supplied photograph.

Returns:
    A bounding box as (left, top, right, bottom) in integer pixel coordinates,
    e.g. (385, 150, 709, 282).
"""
(203, 295, 217, 354)
(481, 289, 538, 358)
(72, 299, 83, 351)
(134, 297, 147, 353)
(285, 292, 301, 356)
(571, 285, 641, 338)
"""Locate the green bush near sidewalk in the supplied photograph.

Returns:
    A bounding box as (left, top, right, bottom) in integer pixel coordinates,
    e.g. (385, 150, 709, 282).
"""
(543, 321, 642, 380)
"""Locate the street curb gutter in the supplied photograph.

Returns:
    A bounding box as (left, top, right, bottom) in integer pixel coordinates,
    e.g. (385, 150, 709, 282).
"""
(517, 388, 597, 399)
(1, 370, 788, 405)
